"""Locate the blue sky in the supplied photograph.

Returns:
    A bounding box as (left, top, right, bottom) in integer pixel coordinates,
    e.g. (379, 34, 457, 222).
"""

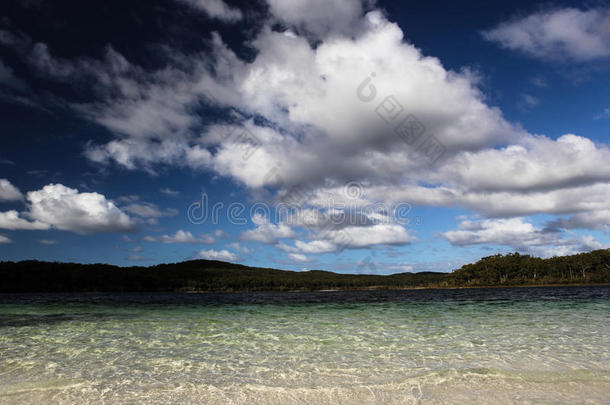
(0, 0, 609, 273)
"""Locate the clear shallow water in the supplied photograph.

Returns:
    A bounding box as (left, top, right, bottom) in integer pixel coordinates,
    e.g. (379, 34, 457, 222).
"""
(0, 287, 609, 404)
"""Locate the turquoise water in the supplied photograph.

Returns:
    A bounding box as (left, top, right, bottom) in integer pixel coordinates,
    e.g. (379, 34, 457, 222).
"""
(1, 288, 609, 404)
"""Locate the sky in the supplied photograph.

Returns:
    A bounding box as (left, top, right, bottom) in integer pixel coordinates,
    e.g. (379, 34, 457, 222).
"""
(0, 0, 609, 273)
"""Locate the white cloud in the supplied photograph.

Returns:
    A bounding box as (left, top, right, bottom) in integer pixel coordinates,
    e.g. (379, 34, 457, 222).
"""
(280, 240, 337, 254)
(0, 179, 23, 201)
(267, 0, 368, 39)
(240, 213, 295, 244)
(595, 108, 610, 120)
(521, 94, 539, 109)
(145, 230, 215, 244)
(483, 7, 610, 61)
(441, 217, 556, 247)
(527, 235, 605, 258)
(387, 263, 414, 273)
(435, 134, 610, 194)
(119, 202, 178, 225)
(116, 195, 140, 204)
(25, 184, 134, 234)
(160, 230, 200, 243)
(39, 239, 58, 245)
(441, 217, 607, 258)
(365, 182, 610, 219)
(529, 76, 548, 88)
(197, 248, 238, 261)
(278, 223, 415, 254)
(0, 183, 134, 234)
(324, 223, 416, 249)
(226, 242, 250, 254)
(176, 0, 242, 22)
(160, 187, 180, 196)
(215, 229, 230, 238)
(207, 13, 520, 190)
(85, 139, 193, 173)
(122, 202, 165, 218)
(550, 210, 610, 231)
(288, 253, 310, 262)
(0, 210, 50, 230)
(55, 9, 521, 186)
(0, 234, 12, 243)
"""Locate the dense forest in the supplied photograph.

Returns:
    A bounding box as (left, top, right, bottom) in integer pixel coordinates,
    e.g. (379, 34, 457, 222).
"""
(449, 250, 610, 286)
(1, 249, 609, 292)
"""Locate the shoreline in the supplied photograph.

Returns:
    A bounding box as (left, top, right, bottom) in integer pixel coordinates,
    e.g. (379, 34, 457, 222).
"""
(182, 282, 610, 293)
(2, 283, 608, 295)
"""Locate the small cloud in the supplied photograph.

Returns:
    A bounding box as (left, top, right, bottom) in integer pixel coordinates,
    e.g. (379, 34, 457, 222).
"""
(176, 0, 243, 22)
(117, 195, 140, 203)
(0, 234, 12, 244)
(594, 108, 610, 120)
(289, 253, 310, 262)
(122, 235, 133, 242)
(226, 242, 250, 254)
(160, 187, 180, 196)
(215, 229, 230, 238)
(26, 170, 61, 180)
(197, 249, 238, 262)
(240, 213, 295, 244)
(122, 202, 161, 217)
(387, 263, 414, 272)
(39, 239, 58, 245)
(482, 7, 610, 62)
(0, 184, 133, 234)
(121, 202, 178, 223)
(165, 208, 179, 216)
(0, 179, 23, 201)
(144, 230, 215, 244)
(0, 210, 50, 230)
(529, 76, 548, 88)
(518, 93, 540, 111)
(0, 158, 14, 165)
(522, 94, 539, 107)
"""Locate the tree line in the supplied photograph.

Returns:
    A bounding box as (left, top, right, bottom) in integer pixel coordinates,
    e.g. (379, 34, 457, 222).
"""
(0, 249, 609, 292)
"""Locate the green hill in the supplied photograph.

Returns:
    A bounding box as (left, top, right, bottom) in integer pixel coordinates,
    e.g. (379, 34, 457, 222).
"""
(1, 249, 609, 292)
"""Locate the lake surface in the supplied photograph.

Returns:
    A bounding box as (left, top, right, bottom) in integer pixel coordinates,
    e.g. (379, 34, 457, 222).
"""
(1, 286, 609, 404)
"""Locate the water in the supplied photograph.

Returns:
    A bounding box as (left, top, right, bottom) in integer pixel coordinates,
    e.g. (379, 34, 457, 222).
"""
(1, 287, 609, 404)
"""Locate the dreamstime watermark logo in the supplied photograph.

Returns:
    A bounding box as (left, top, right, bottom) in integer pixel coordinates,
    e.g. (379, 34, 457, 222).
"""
(357, 72, 446, 165)
(187, 187, 416, 228)
(186, 182, 419, 255)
